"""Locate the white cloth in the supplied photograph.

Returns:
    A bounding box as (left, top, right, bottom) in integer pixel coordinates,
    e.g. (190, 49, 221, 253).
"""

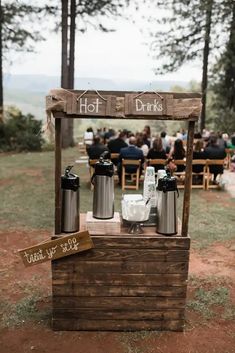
(84, 131, 93, 145)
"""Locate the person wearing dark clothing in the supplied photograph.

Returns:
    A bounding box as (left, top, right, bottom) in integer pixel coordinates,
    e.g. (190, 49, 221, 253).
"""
(118, 136, 144, 183)
(87, 135, 109, 160)
(204, 135, 226, 180)
(192, 140, 207, 174)
(169, 139, 186, 172)
(147, 137, 167, 172)
(107, 131, 128, 165)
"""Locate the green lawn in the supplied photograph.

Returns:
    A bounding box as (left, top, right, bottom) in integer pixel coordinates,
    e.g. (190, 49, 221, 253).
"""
(1, 147, 235, 248)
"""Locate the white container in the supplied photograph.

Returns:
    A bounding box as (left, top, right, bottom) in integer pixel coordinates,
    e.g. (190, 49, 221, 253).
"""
(121, 199, 151, 222)
(144, 167, 157, 208)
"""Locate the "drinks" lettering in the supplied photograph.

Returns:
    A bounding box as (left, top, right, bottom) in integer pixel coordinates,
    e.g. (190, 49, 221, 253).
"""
(135, 98, 163, 112)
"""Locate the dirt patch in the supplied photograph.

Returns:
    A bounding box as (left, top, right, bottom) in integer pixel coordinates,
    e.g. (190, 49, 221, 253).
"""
(0, 229, 235, 353)
(0, 230, 51, 302)
(190, 241, 235, 281)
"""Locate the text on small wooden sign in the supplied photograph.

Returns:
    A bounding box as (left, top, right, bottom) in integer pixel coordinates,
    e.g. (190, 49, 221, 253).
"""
(18, 231, 94, 267)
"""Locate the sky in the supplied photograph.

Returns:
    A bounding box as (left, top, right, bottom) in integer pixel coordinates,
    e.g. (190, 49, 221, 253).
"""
(6, 2, 202, 83)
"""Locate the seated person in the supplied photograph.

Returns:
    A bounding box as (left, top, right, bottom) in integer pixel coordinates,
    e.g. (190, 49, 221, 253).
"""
(192, 140, 207, 174)
(84, 127, 94, 150)
(107, 131, 127, 165)
(136, 134, 149, 157)
(147, 137, 167, 172)
(87, 135, 109, 161)
(169, 139, 186, 172)
(117, 136, 144, 184)
(204, 135, 226, 181)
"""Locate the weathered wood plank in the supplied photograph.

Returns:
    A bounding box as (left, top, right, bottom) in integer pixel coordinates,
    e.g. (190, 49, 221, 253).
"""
(52, 318, 184, 331)
(52, 260, 189, 274)
(91, 236, 190, 249)
(52, 284, 187, 297)
(53, 111, 198, 121)
(55, 118, 61, 234)
(47, 89, 201, 121)
(68, 89, 202, 98)
(182, 120, 195, 237)
(52, 273, 187, 286)
(51, 249, 189, 262)
(173, 98, 201, 117)
(53, 308, 185, 321)
(53, 296, 186, 309)
(19, 231, 93, 267)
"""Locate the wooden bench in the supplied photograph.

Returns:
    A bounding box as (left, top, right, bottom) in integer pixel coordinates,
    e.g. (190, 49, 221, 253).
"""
(206, 159, 225, 189)
(122, 159, 141, 190)
(173, 160, 186, 188)
(192, 159, 207, 189)
(146, 159, 166, 176)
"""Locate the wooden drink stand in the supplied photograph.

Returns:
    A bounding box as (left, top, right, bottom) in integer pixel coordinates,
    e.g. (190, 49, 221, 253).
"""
(46, 89, 201, 331)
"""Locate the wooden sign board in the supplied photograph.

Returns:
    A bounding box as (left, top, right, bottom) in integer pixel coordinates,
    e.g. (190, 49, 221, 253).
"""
(18, 231, 94, 267)
(66, 94, 115, 116)
(125, 93, 173, 116)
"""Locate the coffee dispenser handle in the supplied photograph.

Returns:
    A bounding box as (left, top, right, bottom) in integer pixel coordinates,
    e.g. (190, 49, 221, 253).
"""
(91, 173, 96, 185)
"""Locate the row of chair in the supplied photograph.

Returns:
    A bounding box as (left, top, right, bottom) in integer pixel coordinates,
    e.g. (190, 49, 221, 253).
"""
(147, 158, 225, 190)
(89, 157, 226, 191)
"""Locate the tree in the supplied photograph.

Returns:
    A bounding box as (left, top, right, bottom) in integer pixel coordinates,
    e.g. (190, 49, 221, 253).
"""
(211, 1, 235, 134)
(147, 0, 230, 132)
(58, 0, 131, 148)
(0, 1, 55, 121)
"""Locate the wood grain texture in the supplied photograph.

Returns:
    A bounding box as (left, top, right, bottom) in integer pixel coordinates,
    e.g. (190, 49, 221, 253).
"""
(92, 236, 190, 249)
(52, 248, 189, 262)
(52, 217, 190, 331)
(52, 319, 184, 331)
(53, 296, 186, 309)
(47, 89, 201, 121)
(52, 260, 189, 274)
(52, 273, 187, 286)
(53, 308, 185, 320)
(55, 118, 61, 234)
(52, 284, 187, 297)
(182, 120, 195, 237)
(19, 231, 93, 267)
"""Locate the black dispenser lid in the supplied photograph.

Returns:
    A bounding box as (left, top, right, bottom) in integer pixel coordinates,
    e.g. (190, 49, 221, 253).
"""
(94, 152, 114, 177)
(157, 175, 177, 192)
(61, 165, 80, 191)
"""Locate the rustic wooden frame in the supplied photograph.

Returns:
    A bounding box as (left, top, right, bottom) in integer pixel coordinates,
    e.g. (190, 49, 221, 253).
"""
(47, 89, 201, 237)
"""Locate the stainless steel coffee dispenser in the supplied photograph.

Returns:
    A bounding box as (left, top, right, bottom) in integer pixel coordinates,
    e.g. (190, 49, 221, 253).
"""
(61, 166, 80, 233)
(156, 174, 178, 235)
(92, 152, 114, 219)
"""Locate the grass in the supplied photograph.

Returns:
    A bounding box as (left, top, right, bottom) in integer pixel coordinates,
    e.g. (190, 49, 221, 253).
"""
(0, 293, 51, 328)
(187, 286, 229, 319)
(0, 147, 235, 249)
(118, 331, 156, 353)
(187, 275, 235, 320)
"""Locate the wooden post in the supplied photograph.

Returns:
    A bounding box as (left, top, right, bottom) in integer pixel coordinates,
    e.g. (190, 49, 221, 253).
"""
(55, 118, 62, 235)
(181, 120, 195, 237)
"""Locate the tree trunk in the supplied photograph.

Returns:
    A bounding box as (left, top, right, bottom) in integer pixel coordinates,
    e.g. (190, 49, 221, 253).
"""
(61, 0, 74, 148)
(66, 0, 76, 147)
(225, 2, 235, 110)
(68, 0, 75, 89)
(0, 0, 3, 122)
(200, 0, 213, 132)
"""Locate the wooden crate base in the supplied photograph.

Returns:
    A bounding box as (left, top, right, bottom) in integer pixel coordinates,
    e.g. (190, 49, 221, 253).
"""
(52, 215, 190, 331)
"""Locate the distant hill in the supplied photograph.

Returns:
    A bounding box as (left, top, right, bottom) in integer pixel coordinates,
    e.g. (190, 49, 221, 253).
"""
(4, 74, 191, 120)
